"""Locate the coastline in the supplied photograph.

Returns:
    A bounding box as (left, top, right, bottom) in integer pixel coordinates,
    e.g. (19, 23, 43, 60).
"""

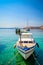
(23, 26, 43, 30)
(0, 25, 43, 30)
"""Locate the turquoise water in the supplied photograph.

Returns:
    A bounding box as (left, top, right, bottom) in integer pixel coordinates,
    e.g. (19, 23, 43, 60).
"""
(0, 29, 43, 65)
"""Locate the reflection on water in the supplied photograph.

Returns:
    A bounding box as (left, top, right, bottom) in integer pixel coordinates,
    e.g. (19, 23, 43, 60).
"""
(0, 29, 43, 65)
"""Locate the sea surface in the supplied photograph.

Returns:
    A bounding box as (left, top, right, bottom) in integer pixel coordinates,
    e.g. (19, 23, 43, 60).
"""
(0, 29, 43, 65)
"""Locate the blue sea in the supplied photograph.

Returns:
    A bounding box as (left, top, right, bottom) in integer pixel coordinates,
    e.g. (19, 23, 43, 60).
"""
(0, 29, 43, 65)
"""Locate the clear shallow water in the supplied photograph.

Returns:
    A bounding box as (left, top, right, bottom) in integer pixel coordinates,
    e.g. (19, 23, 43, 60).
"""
(0, 29, 43, 65)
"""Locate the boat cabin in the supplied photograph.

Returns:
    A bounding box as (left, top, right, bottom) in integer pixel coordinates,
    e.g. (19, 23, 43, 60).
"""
(19, 33, 34, 43)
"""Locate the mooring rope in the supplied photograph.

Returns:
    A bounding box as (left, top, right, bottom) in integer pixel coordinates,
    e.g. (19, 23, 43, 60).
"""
(5, 52, 19, 65)
(32, 54, 40, 65)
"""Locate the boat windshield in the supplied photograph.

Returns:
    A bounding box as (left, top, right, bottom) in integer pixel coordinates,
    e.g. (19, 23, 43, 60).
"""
(21, 35, 33, 38)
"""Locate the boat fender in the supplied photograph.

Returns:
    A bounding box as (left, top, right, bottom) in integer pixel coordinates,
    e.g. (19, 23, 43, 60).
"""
(36, 43, 39, 48)
(14, 44, 16, 48)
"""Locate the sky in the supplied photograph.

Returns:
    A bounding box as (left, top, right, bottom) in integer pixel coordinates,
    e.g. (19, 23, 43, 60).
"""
(0, 0, 43, 28)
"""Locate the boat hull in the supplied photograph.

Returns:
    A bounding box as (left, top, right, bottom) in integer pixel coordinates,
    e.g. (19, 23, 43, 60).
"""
(17, 47, 34, 59)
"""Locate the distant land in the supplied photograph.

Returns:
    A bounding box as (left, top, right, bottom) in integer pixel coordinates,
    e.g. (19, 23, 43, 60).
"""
(23, 25, 43, 30)
(0, 27, 22, 29)
(40, 26, 43, 30)
(0, 25, 43, 30)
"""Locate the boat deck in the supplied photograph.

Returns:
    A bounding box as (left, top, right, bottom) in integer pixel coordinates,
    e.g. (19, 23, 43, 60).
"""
(16, 41, 36, 48)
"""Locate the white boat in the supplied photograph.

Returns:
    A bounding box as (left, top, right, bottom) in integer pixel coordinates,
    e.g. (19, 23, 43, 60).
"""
(16, 32, 36, 59)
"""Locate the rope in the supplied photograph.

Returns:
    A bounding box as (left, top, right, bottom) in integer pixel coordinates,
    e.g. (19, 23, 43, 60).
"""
(32, 54, 40, 65)
(5, 52, 19, 65)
